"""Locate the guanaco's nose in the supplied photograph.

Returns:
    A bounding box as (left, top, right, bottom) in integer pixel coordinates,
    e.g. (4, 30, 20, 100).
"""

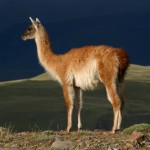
(21, 35, 26, 41)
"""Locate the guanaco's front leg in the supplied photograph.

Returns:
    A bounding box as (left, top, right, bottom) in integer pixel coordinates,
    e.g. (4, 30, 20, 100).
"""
(63, 85, 75, 132)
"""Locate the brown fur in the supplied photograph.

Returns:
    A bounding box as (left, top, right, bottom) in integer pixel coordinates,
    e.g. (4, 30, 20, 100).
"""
(22, 18, 129, 133)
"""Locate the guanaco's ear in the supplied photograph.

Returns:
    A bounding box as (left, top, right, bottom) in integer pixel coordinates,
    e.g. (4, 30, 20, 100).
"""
(29, 17, 38, 30)
(29, 17, 35, 24)
(36, 18, 41, 24)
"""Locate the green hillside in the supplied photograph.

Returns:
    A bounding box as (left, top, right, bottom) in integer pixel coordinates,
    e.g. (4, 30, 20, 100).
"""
(0, 64, 149, 132)
(126, 64, 150, 82)
(31, 64, 150, 82)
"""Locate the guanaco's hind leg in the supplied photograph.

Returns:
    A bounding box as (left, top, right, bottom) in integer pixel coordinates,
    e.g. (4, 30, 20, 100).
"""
(106, 83, 121, 133)
(116, 81, 125, 130)
(74, 87, 83, 130)
(63, 85, 75, 132)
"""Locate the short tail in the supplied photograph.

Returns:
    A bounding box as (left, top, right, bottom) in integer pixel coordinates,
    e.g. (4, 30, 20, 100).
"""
(117, 49, 130, 82)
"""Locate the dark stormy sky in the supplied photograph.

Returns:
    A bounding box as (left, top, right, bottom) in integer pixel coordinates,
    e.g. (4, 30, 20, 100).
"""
(0, 0, 150, 81)
(0, 0, 150, 32)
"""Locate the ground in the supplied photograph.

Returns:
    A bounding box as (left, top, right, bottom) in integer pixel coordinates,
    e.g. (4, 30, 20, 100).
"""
(0, 124, 150, 150)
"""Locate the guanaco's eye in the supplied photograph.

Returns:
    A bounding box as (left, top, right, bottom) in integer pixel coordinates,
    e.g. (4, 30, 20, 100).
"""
(28, 28, 32, 31)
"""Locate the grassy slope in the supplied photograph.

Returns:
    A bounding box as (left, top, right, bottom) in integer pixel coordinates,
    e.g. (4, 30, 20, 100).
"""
(0, 64, 149, 132)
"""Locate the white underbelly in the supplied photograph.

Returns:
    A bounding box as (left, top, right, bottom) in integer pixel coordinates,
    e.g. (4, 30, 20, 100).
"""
(74, 71, 101, 90)
(66, 59, 102, 90)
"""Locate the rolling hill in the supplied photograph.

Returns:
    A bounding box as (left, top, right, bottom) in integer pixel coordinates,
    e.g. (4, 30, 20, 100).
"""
(0, 64, 149, 132)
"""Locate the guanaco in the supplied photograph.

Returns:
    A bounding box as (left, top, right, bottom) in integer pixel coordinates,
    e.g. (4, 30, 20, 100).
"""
(21, 17, 129, 133)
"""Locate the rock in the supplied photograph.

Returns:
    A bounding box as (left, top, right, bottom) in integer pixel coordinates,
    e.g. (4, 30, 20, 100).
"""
(108, 146, 120, 150)
(129, 131, 144, 143)
(51, 139, 75, 150)
(75, 141, 87, 149)
(128, 131, 150, 148)
(124, 143, 134, 149)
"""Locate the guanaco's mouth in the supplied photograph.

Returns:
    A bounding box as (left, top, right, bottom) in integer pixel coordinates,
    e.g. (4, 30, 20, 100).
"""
(21, 35, 27, 41)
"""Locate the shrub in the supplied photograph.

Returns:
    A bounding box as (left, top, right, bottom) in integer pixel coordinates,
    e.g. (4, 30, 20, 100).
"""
(123, 123, 150, 134)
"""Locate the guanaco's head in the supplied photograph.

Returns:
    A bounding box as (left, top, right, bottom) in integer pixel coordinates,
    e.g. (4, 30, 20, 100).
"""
(21, 17, 42, 41)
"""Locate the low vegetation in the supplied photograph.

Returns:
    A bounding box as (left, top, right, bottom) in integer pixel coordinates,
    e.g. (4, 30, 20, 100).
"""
(0, 124, 149, 149)
(123, 123, 150, 134)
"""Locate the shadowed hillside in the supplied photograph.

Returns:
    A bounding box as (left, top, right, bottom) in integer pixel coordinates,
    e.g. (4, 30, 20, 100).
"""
(0, 65, 149, 132)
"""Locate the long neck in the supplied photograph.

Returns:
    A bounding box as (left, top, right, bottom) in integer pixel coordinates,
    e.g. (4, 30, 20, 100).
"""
(35, 28, 55, 66)
(34, 27, 63, 84)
